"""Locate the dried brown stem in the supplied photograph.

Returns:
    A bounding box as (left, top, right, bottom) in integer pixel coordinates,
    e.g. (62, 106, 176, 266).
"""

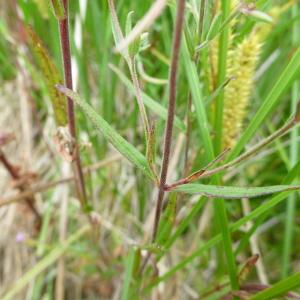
(58, 0, 88, 208)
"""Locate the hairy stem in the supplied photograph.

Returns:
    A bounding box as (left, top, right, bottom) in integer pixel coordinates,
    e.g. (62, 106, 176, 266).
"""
(151, 0, 186, 242)
(59, 0, 87, 207)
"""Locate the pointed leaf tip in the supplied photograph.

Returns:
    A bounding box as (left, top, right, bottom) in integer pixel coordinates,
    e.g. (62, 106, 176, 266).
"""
(56, 87, 155, 180)
(174, 184, 300, 199)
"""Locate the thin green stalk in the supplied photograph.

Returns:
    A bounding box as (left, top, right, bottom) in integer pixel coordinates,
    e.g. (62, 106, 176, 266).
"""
(282, 2, 300, 278)
(214, 0, 231, 154)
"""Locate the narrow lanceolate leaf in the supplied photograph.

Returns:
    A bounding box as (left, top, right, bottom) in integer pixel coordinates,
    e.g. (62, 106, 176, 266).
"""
(26, 26, 67, 126)
(249, 271, 300, 300)
(108, 0, 129, 61)
(174, 184, 300, 199)
(56, 85, 155, 180)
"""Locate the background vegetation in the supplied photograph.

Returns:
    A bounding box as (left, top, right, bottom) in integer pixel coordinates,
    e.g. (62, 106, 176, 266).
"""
(0, 0, 300, 299)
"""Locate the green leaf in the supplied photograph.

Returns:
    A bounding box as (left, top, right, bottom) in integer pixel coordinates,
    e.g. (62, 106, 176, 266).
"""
(56, 85, 155, 180)
(108, 0, 129, 61)
(156, 192, 177, 245)
(109, 64, 186, 132)
(249, 271, 300, 300)
(126, 11, 140, 57)
(121, 249, 136, 300)
(241, 8, 273, 24)
(146, 160, 300, 290)
(181, 33, 214, 160)
(26, 26, 67, 126)
(1, 225, 90, 300)
(174, 184, 300, 199)
(206, 12, 222, 41)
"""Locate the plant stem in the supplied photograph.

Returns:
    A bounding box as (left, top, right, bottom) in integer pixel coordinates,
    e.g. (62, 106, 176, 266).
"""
(151, 0, 186, 242)
(214, 0, 231, 154)
(58, 0, 88, 208)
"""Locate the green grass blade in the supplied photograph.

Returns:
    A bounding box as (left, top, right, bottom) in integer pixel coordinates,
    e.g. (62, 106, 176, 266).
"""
(1, 225, 90, 300)
(249, 271, 300, 300)
(56, 85, 155, 180)
(121, 249, 136, 300)
(181, 33, 214, 159)
(282, 2, 300, 278)
(174, 183, 300, 199)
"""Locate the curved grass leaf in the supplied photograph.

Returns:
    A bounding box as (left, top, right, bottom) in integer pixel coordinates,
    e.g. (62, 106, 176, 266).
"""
(174, 183, 300, 199)
(26, 26, 67, 126)
(56, 85, 155, 180)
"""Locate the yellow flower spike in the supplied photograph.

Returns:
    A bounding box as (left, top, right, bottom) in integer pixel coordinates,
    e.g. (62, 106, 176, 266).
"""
(222, 31, 261, 149)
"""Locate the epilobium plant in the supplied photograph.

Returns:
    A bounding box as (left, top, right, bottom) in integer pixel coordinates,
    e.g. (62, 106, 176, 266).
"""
(1, 1, 300, 299)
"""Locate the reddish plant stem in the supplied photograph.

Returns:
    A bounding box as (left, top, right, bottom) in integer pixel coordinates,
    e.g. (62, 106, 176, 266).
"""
(59, 0, 87, 206)
(151, 0, 186, 242)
